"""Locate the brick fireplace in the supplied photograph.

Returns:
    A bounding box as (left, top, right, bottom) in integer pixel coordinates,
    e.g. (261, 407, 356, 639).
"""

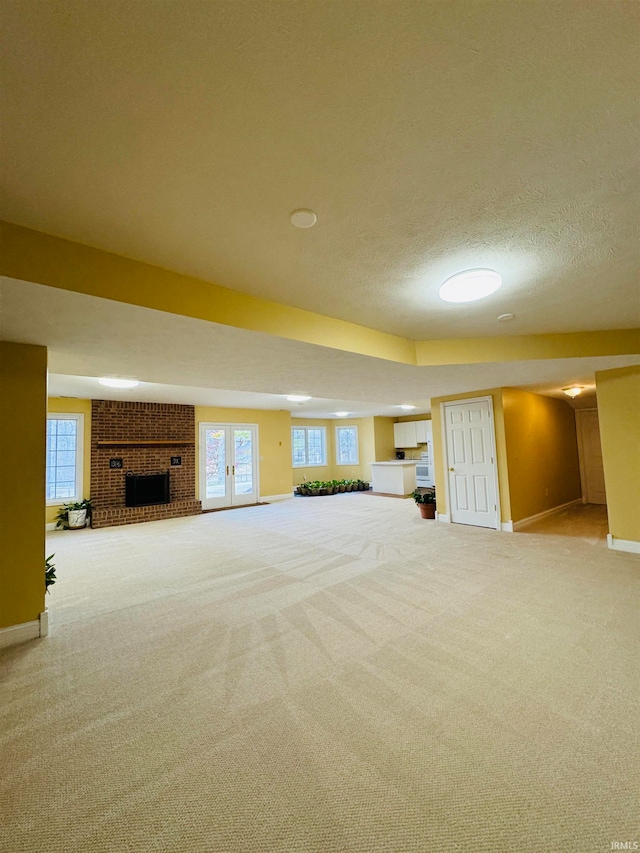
(90, 400, 201, 528)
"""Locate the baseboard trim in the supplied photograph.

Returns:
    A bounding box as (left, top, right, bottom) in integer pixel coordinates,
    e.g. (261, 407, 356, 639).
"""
(501, 521, 514, 532)
(607, 534, 640, 554)
(512, 499, 583, 531)
(45, 522, 58, 532)
(0, 612, 48, 649)
(436, 512, 449, 523)
(261, 493, 293, 503)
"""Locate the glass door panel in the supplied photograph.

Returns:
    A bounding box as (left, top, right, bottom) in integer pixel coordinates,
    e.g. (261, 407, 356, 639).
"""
(233, 429, 253, 497)
(205, 429, 227, 499)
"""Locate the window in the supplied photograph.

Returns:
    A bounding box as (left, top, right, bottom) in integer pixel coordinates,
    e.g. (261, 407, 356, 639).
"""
(46, 414, 84, 503)
(336, 426, 359, 465)
(292, 427, 326, 467)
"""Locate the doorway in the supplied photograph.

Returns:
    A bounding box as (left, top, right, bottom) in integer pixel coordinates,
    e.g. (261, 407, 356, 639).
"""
(442, 397, 499, 529)
(199, 423, 259, 510)
(575, 409, 606, 505)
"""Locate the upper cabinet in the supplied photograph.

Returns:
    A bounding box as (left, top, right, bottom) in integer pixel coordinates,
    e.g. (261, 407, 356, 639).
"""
(394, 420, 432, 448)
(415, 420, 432, 444)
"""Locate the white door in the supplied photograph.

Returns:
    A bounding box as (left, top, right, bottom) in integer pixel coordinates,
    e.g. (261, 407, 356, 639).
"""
(199, 423, 259, 509)
(443, 398, 498, 528)
(576, 409, 606, 504)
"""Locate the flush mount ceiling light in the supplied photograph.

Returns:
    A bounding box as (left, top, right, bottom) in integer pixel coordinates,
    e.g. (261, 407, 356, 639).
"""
(99, 377, 139, 389)
(439, 269, 502, 303)
(497, 313, 515, 322)
(286, 394, 311, 402)
(335, 412, 349, 417)
(398, 405, 416, 410)
(562, 386, 584, 398)
(290, 208, 317, 228)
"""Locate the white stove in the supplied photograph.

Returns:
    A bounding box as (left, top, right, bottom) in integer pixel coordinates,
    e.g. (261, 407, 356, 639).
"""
(415, 451, 433, 487)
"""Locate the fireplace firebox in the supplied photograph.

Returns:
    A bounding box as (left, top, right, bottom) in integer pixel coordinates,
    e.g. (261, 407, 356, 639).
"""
(125, 471, 170, 507)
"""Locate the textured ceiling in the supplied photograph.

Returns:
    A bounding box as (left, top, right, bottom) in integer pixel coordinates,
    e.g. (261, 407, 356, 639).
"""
(1, 0, 638, 340)
(2, 279, 636, 418)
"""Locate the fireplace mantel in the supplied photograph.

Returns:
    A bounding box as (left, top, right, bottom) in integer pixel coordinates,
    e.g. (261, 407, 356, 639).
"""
(96, 440, 194, 447)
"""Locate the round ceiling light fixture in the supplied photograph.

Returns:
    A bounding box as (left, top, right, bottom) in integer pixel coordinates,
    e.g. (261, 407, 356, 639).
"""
(439, 269, 502, 303)
(290, 208, 317, 228)
(286, 394, 311, 402)
(497, 313, 515, 322)
(335, 411, 349, 417)
(99, 377, 139, 389)
(562, 386, 584, 398)
(398, 405, 416, 410)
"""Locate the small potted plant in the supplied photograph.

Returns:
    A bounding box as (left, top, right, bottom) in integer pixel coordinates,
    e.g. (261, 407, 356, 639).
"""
(412, 488, 436, 519)
(56, 498, 92, 530)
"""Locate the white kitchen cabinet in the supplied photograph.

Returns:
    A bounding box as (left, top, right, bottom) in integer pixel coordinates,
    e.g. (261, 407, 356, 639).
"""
(370, 462, 417, 495)
(393, 421, 418, 448)
(415, 420, 432, 444)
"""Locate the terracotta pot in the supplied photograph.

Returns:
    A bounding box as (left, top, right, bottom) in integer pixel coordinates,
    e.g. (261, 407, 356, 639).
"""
(418, 503, 436, 519)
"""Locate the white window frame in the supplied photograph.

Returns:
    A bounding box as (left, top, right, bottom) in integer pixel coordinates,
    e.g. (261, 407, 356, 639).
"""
(291, 426, 327, 468)
(335, 425, 359, 466)
(46, 413, 84, 505)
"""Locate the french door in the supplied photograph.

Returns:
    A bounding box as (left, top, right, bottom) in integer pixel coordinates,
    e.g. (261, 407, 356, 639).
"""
(443, 398, 499, 529)
(199, 423, 259, 509)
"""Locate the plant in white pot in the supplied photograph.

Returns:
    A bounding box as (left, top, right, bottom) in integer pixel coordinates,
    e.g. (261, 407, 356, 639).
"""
(56, 498, 92, 530)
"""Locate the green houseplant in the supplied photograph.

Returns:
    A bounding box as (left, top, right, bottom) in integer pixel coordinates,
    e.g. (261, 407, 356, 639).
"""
(56, 498, 92, 530)
(412, 488, 436, 519)
(45, 553, 56, 592)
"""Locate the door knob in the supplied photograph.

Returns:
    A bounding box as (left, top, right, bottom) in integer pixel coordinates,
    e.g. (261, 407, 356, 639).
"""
(449, 467, 454, 471)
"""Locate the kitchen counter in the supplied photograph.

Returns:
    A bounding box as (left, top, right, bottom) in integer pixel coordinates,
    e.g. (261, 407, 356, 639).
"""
(370, 461, 417, 495)
(370, 461, 418, 466)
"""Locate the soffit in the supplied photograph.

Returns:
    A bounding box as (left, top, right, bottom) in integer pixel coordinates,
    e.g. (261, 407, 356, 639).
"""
(2, 279, 637, 418)
(1, 1, 638, 340)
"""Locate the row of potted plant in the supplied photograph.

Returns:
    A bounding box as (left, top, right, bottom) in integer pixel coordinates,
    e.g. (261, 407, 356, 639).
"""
(295, 479, 370, 496)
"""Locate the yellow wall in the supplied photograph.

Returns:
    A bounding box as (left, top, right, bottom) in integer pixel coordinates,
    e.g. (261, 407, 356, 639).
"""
(431, 389, 511, 521)
(0, 342, 47, 629)
(195, 407, 293, 498)
(595, 365, 640, 544)
(45, 398, 92, 524)
(502, 388, 581, 522)
(291, 417, 375, 484)
(373, 416, 396, 463)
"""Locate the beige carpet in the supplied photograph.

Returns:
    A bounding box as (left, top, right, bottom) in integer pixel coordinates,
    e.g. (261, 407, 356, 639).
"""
(1, 496, 638, 853)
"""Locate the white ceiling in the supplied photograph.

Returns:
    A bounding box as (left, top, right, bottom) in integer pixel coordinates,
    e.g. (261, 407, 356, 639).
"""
(3, 279, 636, 417)
(1, 0, 639, 340)
(1, 3, 638, 416)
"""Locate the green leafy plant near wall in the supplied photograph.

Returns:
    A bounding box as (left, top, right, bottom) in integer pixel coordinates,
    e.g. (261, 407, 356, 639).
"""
(56, 498, 92, 529)
(45, 553, 56, 592)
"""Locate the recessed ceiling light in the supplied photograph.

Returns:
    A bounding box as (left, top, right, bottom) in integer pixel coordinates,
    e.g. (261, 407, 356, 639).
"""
(497, 313, 515, 322)
(99, 377, 139, 389)
(290, 208, 317, 228)
(439, 269, 502, 303)
(286, 394, 311, 402)
(335, 411, 349, 417)
(398, 404, 416, 410)
(562, 386, 584, 398)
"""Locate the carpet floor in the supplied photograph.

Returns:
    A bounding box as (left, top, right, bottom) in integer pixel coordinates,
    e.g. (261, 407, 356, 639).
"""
(1, 495, 638, 853)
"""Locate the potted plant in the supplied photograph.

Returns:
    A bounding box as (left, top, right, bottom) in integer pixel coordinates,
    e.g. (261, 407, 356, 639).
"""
(56, 498, 92, 530)
(412, 488, 436, 519)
